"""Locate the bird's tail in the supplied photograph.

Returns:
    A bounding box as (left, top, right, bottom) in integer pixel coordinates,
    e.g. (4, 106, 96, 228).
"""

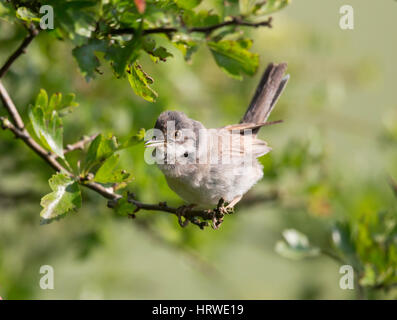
(241, 62, 289, 135)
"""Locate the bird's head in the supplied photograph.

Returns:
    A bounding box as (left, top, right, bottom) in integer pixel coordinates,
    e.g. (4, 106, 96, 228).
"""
(145, 111, 205, 164)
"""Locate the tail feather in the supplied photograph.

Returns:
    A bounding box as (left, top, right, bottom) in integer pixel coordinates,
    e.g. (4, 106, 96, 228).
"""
(241, 63, 289, 134)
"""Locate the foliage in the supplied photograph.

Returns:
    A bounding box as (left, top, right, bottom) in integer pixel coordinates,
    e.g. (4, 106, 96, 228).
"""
(0, 0, 396, 300)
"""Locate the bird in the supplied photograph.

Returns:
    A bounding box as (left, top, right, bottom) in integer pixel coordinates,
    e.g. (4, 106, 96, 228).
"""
(145, 63, 289, 209)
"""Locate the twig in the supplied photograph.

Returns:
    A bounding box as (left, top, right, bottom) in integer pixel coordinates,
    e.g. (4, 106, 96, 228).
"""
(64, 134, 98, 155)
(0, 25, 39, 78)
(0, 113, 67, 173)
(109, 16, 272, 36)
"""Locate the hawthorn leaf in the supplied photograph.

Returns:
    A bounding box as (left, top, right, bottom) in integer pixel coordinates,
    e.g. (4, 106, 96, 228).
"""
(255, 0, 290, 15)
(40, 173, 82, 224)
(208, 39, 259, 80)
(29, 106, 64, 159)
(73, 38, 108, 81)
(127, 63, 157, 102)
(94, 154, 131, 184)
(35, 89, 49, 111)
(113, 197, 136, 216)
(16, 7, 40, 22)
(84, 134, 119, 173)
(49, 92, 62, 111)
(105, 33, 142, 78)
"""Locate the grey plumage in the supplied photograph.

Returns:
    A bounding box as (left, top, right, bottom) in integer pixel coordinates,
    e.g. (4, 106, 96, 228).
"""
(146, 63, 289, 207)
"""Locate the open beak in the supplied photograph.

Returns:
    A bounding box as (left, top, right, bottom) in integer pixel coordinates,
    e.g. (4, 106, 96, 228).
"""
(144, 139, 165, 148)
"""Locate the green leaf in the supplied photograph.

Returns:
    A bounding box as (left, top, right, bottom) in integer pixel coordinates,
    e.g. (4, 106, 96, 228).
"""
(105, 32, 142, 77)
(332, 222, 360, 269)
(183, 10, 221, 28)
(84, 134, 119, 174)
(119, 128, 146, 149)
(16, 7, 40, 22)
(94, 154, 131, 184)
(173, 40, 198, 62)
(0, 1, 16, 22)
(73, 39, 108, 81)
(359, 264, 377, 287)
(275, 229, 320, 260)
(208, 39, 259, 80)
(147, 46, 173, 63)
(29, 106, 64, 159)
(49, 92, 62, 110)
(113, 197, 136, 216)
(255, 0, 290, 15)
(35, 89, 49, 111)
(58, 93, 79, 115)
(40, 173, 82, 223)
(127, 63, 158, 102)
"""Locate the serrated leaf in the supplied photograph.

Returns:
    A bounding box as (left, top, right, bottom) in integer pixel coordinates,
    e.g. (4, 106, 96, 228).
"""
(58, 93, 79, 116)
(208, 39, 259, 80)
(49, 92, 62, 110)
(127, 63, 158, 102)
(16, 7, 40, 22)
(40, 173, 82, 223)
(173, 40, 198, 62)
(105, 34, 141, 77)
(113, 197, 136, 216)
(84, 134, 119, 173)
(275, 229, 320, 260)
(35, 89, 49, 110)
(73, 38, 108, 81)
(29, 106, 64, 159)
(94, 154, 130, 184)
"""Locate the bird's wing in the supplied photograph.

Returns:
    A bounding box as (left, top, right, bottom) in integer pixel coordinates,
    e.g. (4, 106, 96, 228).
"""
(212, 129, 271, 160)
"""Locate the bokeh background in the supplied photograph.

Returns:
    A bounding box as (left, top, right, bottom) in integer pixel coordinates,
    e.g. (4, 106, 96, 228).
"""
(1, 0, 396, 299)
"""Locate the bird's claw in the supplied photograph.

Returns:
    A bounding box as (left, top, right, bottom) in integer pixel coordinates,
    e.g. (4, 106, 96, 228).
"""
(175, 204, 196, 228)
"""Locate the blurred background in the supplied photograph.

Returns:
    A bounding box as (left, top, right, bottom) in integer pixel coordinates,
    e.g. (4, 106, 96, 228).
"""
(0, 0, 396, 299)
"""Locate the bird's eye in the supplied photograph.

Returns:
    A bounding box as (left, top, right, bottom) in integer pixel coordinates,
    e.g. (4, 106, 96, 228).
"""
(184, 152, 188, 158)
(174, 130, 181, 139)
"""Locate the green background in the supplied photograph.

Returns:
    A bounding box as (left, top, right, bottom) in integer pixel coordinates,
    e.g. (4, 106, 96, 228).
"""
(0, 0, 396, 299)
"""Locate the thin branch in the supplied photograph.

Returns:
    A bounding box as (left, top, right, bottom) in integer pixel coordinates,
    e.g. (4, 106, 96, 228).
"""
(0, 114, 67, 173)
(109, 16, 272, 36)
(64, 134, 98, 155)
(0, 26, 39, 78)
(0, 81, 25, 130)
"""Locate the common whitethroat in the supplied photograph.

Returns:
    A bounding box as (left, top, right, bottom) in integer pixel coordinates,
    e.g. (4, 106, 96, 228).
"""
(145, 63, 289, 209)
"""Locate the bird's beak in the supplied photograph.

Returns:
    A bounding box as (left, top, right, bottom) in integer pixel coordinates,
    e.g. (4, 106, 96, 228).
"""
(144, 139, 165, 148)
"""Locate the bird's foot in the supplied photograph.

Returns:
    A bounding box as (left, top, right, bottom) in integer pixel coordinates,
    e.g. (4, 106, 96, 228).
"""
(175, 203, 196, 228)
